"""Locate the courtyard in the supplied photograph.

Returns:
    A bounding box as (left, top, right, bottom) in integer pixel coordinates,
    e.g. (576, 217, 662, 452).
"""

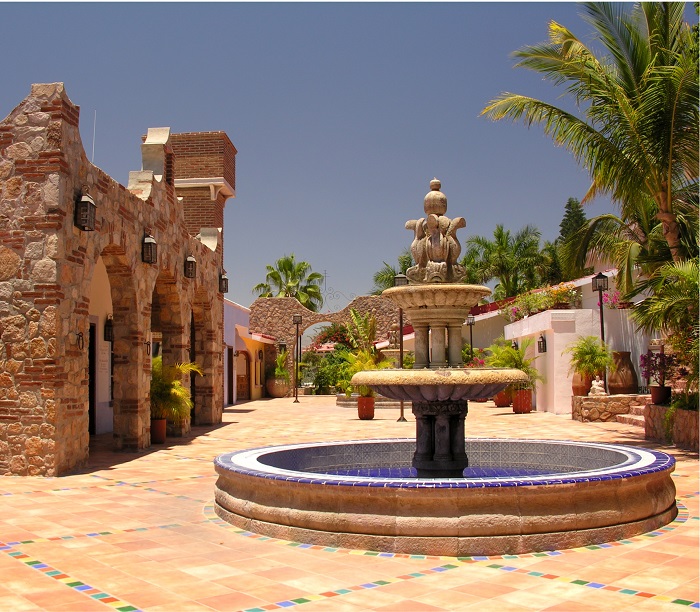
(0, 396, 697, 611)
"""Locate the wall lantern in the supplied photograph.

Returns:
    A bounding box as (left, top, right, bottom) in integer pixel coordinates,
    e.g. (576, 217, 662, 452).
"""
(142, 233, 157, 264)
(76, 331, 85, 350)
(258, 350, 263, 360)
(184, 255, 197, 279)
(511, 340, 519, 350)
(144, 340, 151, 356)
(104, 314, 114, 342)
(537, 334, 547, 354)
(219, 271, 229, 293)
(74, 187, 96, 231)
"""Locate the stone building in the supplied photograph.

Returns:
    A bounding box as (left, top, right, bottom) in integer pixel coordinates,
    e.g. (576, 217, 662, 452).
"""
(0, 83, 236, 476)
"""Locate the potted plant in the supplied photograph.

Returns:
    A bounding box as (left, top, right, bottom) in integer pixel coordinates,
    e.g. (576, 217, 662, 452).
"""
(342, 349, 392, 419)
(150, 356, 203, 443)
(640, 351, 677, 405)
(563, 336, 615, 396)
(485, 337, 544, 412)
(484, 338, 514, 406)
(265, 349, 291, 398)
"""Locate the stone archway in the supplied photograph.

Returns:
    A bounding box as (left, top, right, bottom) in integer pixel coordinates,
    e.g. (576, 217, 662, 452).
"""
(249, 295, 401, 375)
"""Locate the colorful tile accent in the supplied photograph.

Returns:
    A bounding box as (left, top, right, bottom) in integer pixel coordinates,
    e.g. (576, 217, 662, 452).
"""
(0, 541, 141, 611)
(204, 501, 698, 611)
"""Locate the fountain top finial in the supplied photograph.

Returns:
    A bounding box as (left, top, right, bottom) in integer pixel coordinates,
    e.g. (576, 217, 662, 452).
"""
(424, 178, 447, 216)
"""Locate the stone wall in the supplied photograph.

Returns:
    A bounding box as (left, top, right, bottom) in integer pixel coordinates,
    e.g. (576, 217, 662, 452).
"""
(0, 84, 233, 475)
(571, 394, 648, 422)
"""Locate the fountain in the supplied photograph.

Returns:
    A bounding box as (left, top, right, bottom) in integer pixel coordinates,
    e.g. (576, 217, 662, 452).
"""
(214, 179, 677, 556)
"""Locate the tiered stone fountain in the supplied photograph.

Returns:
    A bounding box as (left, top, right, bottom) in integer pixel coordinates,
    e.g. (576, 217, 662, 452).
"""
(353, 178, 525, 476)
(214, 180, 677, 556)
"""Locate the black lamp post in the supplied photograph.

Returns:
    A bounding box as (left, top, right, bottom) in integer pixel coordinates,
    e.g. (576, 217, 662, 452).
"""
(466, 314, 475, 362)
(592, 272, 609, 390)
(292, 314, 302, 403)
(394, 273, 408, 422)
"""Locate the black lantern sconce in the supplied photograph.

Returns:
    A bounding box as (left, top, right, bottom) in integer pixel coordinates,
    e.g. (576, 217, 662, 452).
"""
(219, 271, 229, 293)
(74, 186, 97, 231)
(184, 255, 197, 279)
(537, 334, 547, 354)
(511, 340, 519, 350)
(144, 340, 151, 356)
(76, 331, 85, 350)
(142, 233, 157, 264)
(104, 314, 114, 342)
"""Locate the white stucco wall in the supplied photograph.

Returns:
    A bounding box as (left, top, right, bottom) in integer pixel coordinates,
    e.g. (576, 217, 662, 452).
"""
(88, 257, 114, 434)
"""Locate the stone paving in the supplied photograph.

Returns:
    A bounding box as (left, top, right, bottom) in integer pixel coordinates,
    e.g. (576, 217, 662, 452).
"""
(0, 396, 697, 611)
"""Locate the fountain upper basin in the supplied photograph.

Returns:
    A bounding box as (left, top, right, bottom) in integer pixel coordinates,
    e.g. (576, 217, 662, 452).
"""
(351, 368, 528, 402)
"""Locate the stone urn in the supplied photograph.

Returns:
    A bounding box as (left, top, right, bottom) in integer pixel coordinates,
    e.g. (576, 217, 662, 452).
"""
(266, 377, 290, 398)
(572, 372, 595, 397)
(608, 351, 638, 395)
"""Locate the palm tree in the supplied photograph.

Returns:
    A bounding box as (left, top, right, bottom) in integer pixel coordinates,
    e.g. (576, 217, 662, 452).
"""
(462, 224, 543, 299)
(631, 258, 699, 392)
(371, 248, 413, 295)
(482, 3, 698, 264)
(253, 254, 324, 312)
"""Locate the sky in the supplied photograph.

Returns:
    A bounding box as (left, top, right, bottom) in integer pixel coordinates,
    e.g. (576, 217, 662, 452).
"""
(4, 2, 689, 312)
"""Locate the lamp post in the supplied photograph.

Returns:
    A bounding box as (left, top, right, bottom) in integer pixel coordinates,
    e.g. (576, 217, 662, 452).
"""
(466, 314, 475, 362)
(394, 273, 408, 422)
(292, 314, 302, 403)
(592, 272, 609, 390)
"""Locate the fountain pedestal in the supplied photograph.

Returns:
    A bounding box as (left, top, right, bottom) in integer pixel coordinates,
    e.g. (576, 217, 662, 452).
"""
(412, 400, 468, 477)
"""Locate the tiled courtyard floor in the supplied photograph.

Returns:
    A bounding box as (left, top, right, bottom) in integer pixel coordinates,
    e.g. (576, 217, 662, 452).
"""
(0, 396, 697, 611)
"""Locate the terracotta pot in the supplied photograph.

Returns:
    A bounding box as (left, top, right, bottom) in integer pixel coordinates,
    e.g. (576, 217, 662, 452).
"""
(572, 372, 594, 397)
(357, 396, 375, 420)
(650, 385, 672, 405)
(265, 377, 290, 398)
(608, 351, 638, 395)
(151, 418, 167, 444)
(493, 389, 512, 407)
(512, 389, 532, 413)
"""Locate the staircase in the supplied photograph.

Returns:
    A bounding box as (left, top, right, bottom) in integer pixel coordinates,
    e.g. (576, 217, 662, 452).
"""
(615, 402, 646, 428)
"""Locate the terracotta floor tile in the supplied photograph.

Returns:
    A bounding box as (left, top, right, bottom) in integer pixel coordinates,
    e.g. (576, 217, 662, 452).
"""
(0, 397, 696, 612)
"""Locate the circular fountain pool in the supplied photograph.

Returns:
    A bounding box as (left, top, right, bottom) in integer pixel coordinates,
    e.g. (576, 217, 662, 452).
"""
(214, 438, 677, 556)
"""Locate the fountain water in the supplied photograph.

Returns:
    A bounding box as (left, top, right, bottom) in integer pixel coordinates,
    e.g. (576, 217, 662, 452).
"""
(214, 179, 677, 556)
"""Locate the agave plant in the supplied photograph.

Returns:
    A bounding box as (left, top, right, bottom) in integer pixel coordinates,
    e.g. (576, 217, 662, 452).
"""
(150, 356, 203, 424)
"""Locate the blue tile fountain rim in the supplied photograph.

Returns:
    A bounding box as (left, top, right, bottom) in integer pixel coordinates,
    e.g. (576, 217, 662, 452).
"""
(214, 438, 675, 489)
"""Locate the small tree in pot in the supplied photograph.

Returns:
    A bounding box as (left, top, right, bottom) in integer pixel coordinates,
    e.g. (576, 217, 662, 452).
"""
(486, 337, 543, 413)
(341, 349, 392, 420)
(563, 336, 615, 396)
(266, 350, 291, 398)
(150, 356, 203, 443)
(640, 351, 677, 405)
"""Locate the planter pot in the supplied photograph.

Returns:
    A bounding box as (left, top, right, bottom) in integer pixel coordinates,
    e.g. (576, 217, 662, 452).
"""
(608, 351, 638, 395)
(493, 389, 512, 407)
(151, 418, 166, 444)
(512, 389, 533, 413)
(572, 372, 594, 397)
(357, 396, 375, 420)
(650, 385, 672, 405)
(266, 377, 290, 398)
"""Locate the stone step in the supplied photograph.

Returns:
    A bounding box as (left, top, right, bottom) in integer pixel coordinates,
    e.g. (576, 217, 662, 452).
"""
(628, 404, 646, 417)
(616, 413, 645, 428)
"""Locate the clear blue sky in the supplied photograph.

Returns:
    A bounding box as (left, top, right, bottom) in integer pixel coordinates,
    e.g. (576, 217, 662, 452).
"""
(5, 2, 687, 311)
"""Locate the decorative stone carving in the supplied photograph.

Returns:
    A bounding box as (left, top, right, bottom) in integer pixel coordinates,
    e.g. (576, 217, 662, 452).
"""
(405, 179, 467, 284)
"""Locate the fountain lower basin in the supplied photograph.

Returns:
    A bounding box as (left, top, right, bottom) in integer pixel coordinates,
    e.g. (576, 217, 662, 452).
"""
(214, 438, 677, 556)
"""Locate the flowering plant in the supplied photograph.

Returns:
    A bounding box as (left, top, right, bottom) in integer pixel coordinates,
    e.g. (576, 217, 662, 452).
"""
(463, 347, 487, 368)
(599, 289, 622, 309)
(499, 284, 580, 322)
(640, 351, 677, 386)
